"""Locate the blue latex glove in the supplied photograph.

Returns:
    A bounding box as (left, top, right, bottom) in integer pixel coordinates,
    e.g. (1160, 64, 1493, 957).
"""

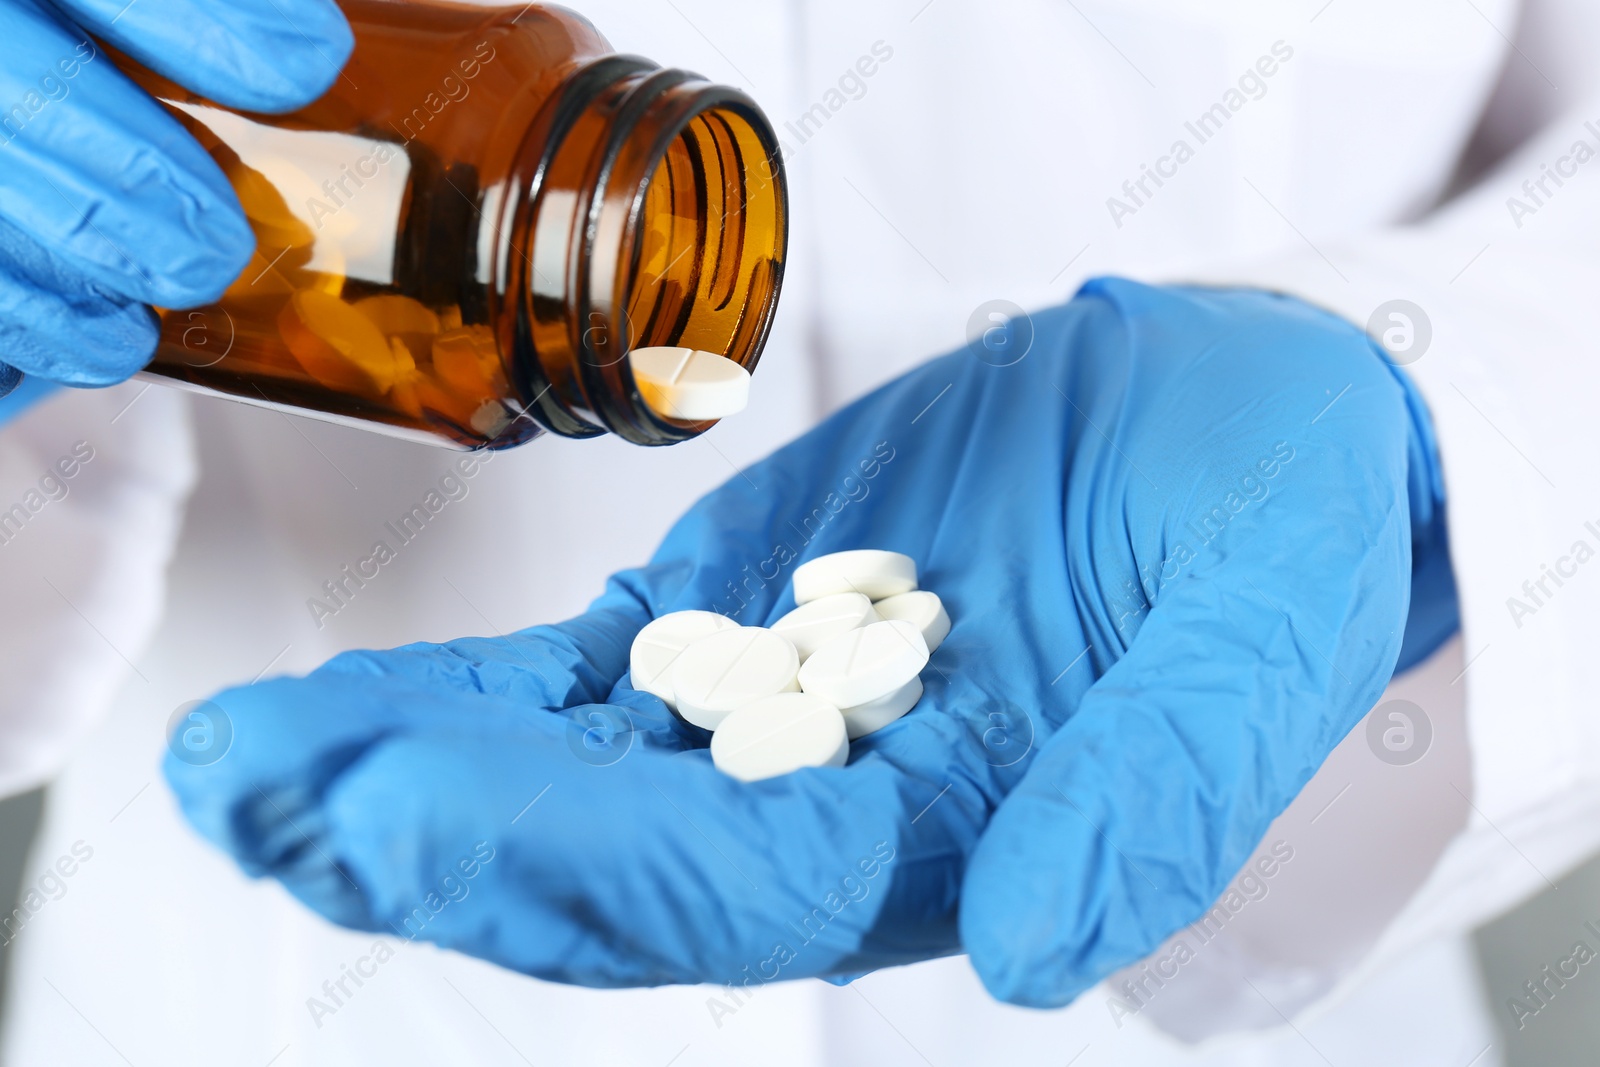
(0, 373, 57, 429)
(165, 278, 1456, 1003)
(0, 0, 353, 398)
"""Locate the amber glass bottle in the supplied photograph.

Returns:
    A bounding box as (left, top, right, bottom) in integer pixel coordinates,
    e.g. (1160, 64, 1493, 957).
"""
(117, 0, 787, 449)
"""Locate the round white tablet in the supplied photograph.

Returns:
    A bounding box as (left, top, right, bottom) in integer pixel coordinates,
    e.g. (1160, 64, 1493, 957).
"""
(629, 610, 739, 709)
(871, 590, 950, 653)
(710, 693, 849, 781)
(770, 592, 880, 662)
(839, 675, 923, 739)
(792, 549, 917, 604)
(797, 619, 928, 710)
(670, 626, 800, 730)
(630, 346, 751, 421)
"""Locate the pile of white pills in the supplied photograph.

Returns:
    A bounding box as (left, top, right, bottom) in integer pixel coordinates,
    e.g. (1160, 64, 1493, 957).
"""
(628, 550, 950, 782)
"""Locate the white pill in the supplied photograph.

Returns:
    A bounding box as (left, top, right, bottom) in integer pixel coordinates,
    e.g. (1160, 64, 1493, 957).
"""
(630, 346, 751, 421)
(710, 693, 849, 781)
(793, 549, 917, 604)
(671, 626, 800, 731)
(770, 592, 880, 662)
(629, 610, 739, 709)
(839, 675, 924, 739)
(871, 591, 950, 653)
(798, 619, 928, 710)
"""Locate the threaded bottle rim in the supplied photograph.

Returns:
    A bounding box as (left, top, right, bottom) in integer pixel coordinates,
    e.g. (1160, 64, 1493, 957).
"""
(493, 56, 789, 446)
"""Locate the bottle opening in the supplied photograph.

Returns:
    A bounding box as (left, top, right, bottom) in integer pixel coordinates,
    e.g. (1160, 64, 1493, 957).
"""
(626, 105, 784, 387)
(515, 65, 789, 447)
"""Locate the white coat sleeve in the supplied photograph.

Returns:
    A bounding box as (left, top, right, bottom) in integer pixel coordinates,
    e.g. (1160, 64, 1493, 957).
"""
(1154, 0, 1600, 1035)
(0, 383, 196, 796)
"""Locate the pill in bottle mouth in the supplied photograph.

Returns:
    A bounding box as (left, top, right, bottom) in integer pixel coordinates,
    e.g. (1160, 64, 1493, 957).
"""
(628, 346, 751, 421)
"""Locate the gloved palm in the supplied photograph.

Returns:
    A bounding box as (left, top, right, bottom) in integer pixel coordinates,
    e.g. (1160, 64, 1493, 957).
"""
(0, 0, 352, 394)
(165, 278, 1455, 1004)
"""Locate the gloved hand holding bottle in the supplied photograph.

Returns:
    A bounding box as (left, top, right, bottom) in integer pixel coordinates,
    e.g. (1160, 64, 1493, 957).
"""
(0, 0, 352, 397)
(164, 277, 1458, 1005)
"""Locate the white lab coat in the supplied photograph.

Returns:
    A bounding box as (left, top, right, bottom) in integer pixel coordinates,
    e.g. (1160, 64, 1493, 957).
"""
(3, 0, 1596, 1062)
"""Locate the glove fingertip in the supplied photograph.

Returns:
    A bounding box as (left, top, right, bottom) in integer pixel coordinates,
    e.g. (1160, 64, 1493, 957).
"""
(87, 302, 161, 384)
(960, 893, 1084, 1009)
(820, 969, 871, 986)
(185, 191, 257, 295)
(58, 306, 158, 386)
(958, 794, 1106, 1009)
(959, 865, 1038, 1005)
(72, 0, 355, 116)
(0, 270, 159, 387)
(200, 7, 356, 115)
(161, 743, 234, 855)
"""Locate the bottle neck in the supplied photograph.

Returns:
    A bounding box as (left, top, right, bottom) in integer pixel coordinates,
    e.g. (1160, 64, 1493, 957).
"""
(494, 57, 788, 446)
